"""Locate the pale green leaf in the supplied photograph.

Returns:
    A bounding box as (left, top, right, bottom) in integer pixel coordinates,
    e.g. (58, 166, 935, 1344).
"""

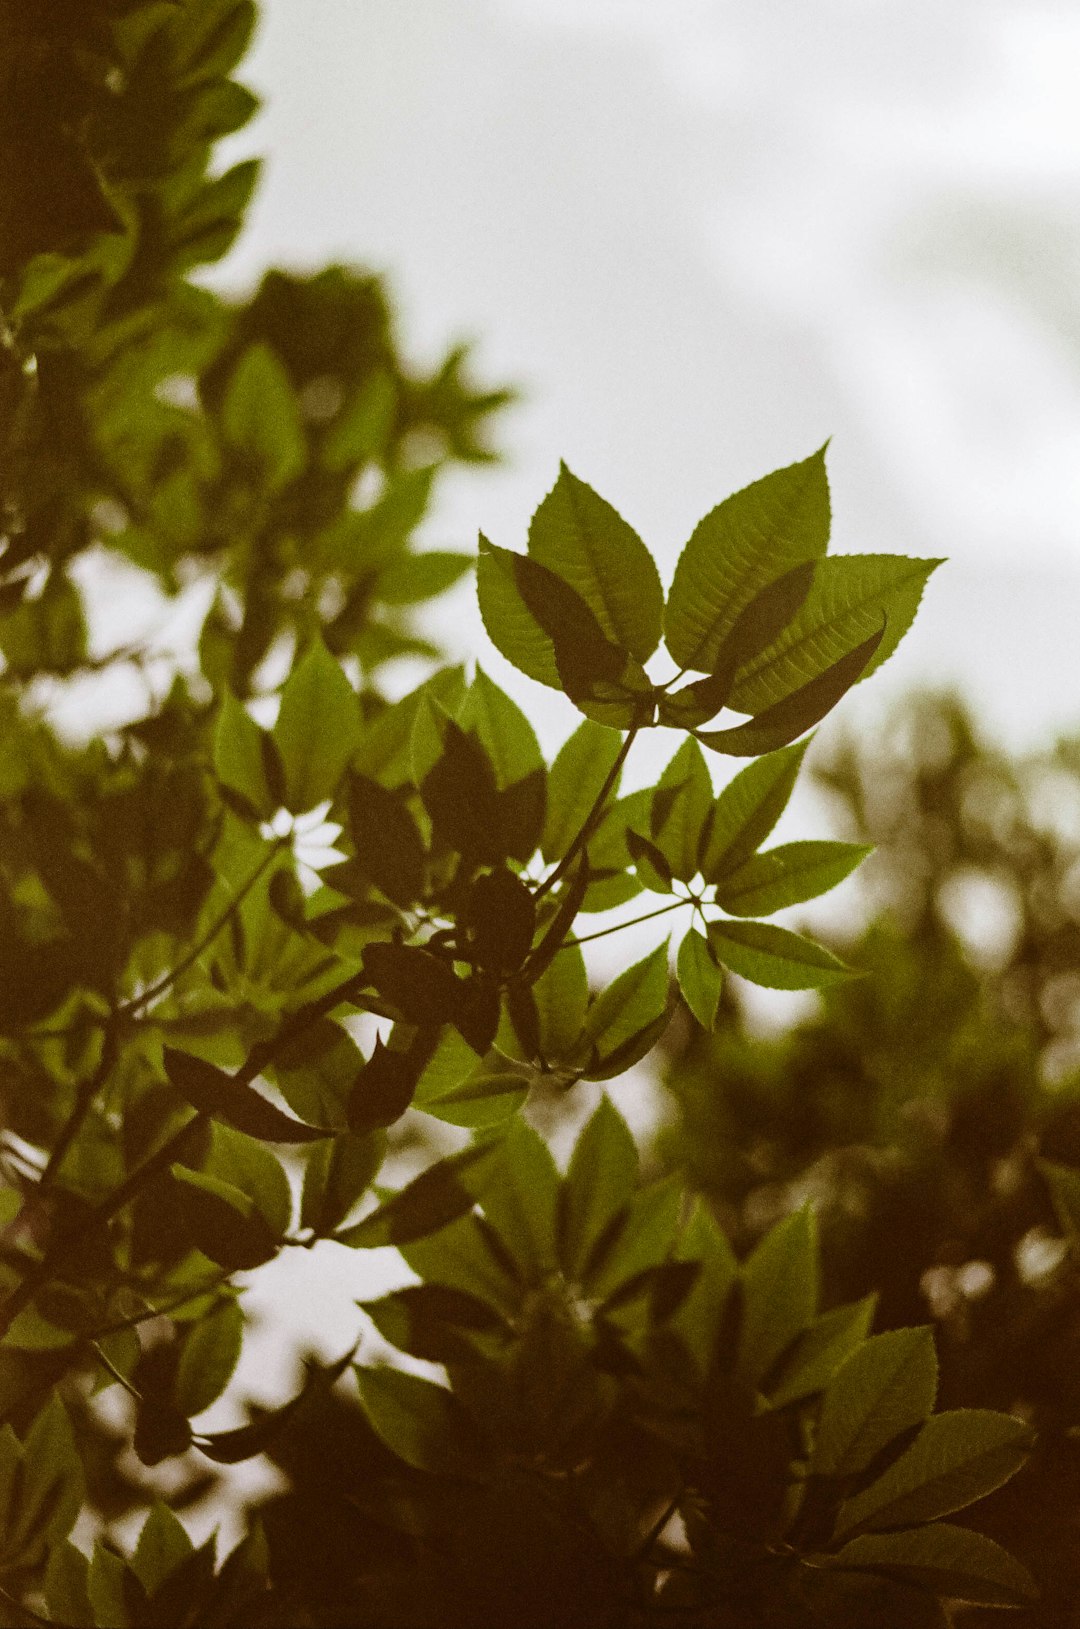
(714, 840, 871, 917)
(708, 919, 853, 990)
(676, 929, 723, 1030)
(272, 640, 363, 809)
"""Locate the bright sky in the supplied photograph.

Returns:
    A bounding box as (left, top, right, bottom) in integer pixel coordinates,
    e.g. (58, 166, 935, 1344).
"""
(215, 0, 1080, 751)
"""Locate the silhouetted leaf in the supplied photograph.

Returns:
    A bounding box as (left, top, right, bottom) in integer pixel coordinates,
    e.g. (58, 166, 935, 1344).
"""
(347, 773, 426, 906)
(163, 1047, 331, 1142)
(347, 1036, 428, 1133)
(465, 867, 536, 974)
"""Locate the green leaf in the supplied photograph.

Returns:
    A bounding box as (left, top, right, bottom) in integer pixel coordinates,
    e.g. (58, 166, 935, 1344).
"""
(707, 920, 854, 991)
(170, 1165, 279, 1270)
(766, 1296, 876, 1408)
(300, 1130, 385, 1236)
(213, 692, 275, 818)
(272, 641, 364, 810)
(163, 1047, 331, 1142)
(730, 553, 943, 714)
(401, 1211, 522, 1322)
(651, 739, 714, 880)
(738, 1207, 819, 1386)
(559, 1097, 639, 1281)
(531, 944, 589, 1062)
(174, 1299, 244, 1418)
(335, 1139, 501, 1248)
(412, 1031, 528, 1129)
(458, 667, 545, 784)
(132, 1502, 193, 1596)
(44, 1542, 93, 1629)
(542, 719, 625, 863)
(828, 1524, 1037, 1608)
(670, 1198, 738, 1373)
(714, 840, 871, 917)
(626, 828, 674, 893)
(361, 1283, 507, 1365)
(696, 625, 884, 757)
(813, 1327, 939, 1478)
(206, 1120, 292, 1236)
(665, 449, 831, 672)
(379, 550, 473, 605)
(528, 464, 664, 662)
(676, 929, 723, 1030)
(479, 1118, 560, 1277)
(221, 342, 305, 491)
(476, 538, 643, 728)
(833, 1410, 1033, 1540)
(700, 742, 809, 881)
(580, 942, 671, 1076)
(355, 1366, 489, 1477)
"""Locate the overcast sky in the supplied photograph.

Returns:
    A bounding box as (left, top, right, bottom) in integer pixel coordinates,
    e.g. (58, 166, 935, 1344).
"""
(214, 0, 1080, 752)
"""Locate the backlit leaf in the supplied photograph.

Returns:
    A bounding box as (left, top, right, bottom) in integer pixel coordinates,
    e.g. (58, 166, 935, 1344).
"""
(707, 920, 854, 990)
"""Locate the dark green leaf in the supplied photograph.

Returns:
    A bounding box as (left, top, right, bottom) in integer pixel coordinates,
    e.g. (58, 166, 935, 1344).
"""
(169, 1164, 279, 1270)
(335, 1139, 502, 1248)
(832, 1410, 1033, 1539)
(163, 1047, 331, 1142)
(465, 867, 537, 974)
(347, 774, 426, 907)
(766, 1296, 876, 1408)
(361, 941, 464, 1025)
(812, 1327, 939, 1478)
(827, 1524, 1037, 1607)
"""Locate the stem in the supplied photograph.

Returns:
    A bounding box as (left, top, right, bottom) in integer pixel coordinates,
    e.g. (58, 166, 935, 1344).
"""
(560, 897, 691, 950)
(90, 1340, 143, 1401)
(534, 721, 641, 903)
(117, 835, 287, 1019)
(37, 1018, 120, 1197)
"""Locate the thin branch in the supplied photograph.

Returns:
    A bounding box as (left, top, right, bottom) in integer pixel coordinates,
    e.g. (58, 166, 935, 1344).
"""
(534, 719, 641, 902)
(116, 835, 287, 1020)
(560, 897, 691, 949)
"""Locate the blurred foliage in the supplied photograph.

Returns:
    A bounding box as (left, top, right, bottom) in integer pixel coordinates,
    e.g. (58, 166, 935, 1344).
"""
(661, 691, 1080, 1623)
